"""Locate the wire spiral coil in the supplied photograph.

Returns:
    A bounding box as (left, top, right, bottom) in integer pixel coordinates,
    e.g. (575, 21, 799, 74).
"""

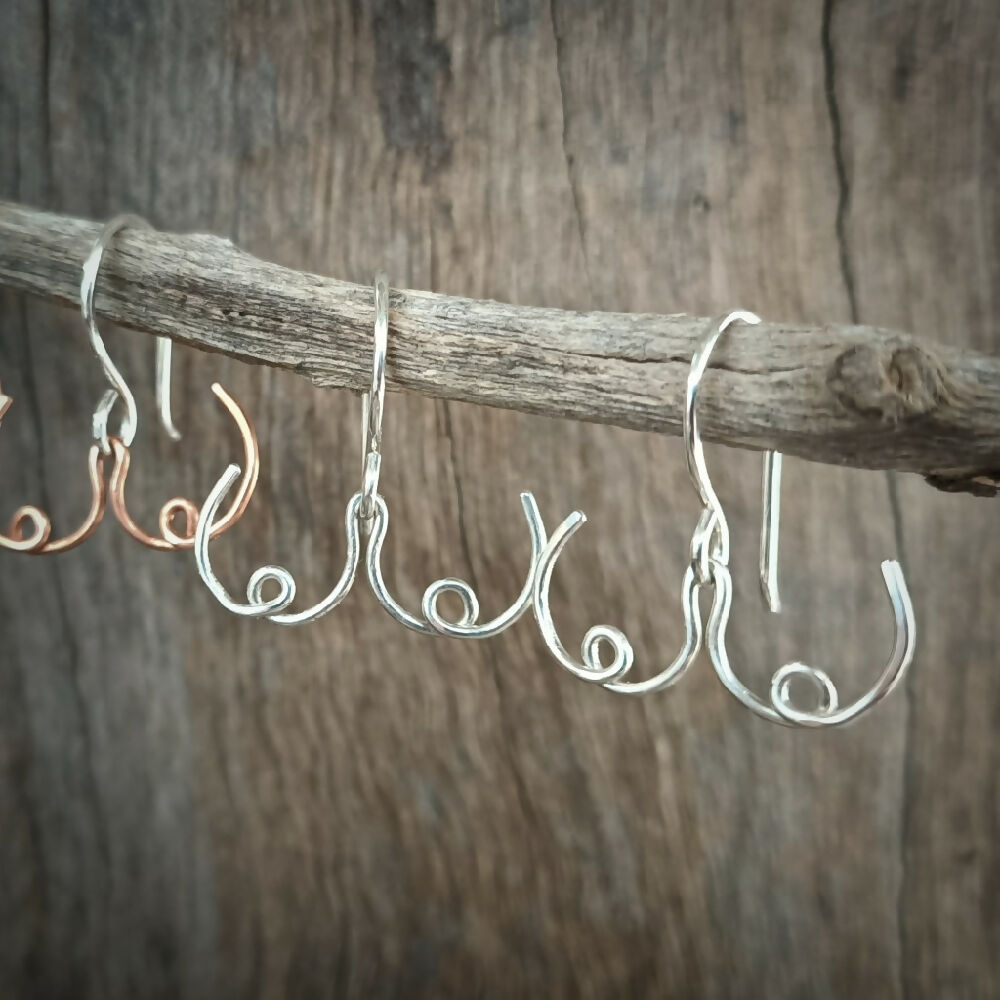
(365, 491, 547, 639)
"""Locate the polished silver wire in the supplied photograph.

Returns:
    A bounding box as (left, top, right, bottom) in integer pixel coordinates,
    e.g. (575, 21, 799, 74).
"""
(527, 354, 741, 692)
(704, 556, 915, 727)
(530, 507, 709, 692)
(193, 462, 363, 622)
(688, 312, 917, 727)
(91, 388, 121, 455)
(683, 310, 762, 564)
(80, 213, 181, 447)
(524, 315, 752, 694)
(193, 271, 545, 636)
(760, 450, 782, 612)
(192, 275, 393, 622)
(156, 336, 182, 441)
(365, 491, 547, 638)
(81, 214, 147, 448)
(357, 275, 550, 639)
(359, 273, 388, 533)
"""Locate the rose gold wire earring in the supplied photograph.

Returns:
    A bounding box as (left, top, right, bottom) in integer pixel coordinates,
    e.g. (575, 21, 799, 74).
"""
(0, 380, 108, 554)
(81, 214, 261, 550)
(0, 215, 260, 556)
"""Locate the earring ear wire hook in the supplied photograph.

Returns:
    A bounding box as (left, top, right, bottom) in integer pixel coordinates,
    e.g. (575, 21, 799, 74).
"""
(760, 450, 782, 613)
(156, 336, 182, 441)
(81, 213, 182, 443)
(688, 312, 917, 727)
(358, 272, 388, 537)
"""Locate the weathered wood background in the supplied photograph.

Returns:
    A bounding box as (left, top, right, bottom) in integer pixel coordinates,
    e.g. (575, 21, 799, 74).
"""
(1, 1, 997, 996)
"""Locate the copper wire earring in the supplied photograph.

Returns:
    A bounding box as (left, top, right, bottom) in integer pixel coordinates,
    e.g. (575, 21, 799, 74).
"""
(2, 216, 260, 555)
(0, 213, 257, 557)
(79, 215, 262, 550)
(0, 380, 108, 554)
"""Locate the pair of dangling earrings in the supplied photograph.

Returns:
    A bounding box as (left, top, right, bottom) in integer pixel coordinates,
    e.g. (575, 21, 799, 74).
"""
(2, 218, 916, 728)
(1, 215, 260, 554)
(194, 279, 917, 728)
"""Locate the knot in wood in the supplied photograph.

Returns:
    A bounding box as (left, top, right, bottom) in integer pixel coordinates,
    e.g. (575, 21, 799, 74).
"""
(827, 340, 949, 423)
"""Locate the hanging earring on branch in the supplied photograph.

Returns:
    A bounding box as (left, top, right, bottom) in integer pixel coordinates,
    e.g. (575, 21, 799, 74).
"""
(80, 214, 261, 550)
(686, 312, 917, 727)
(361, 274, 549, 639)
(196, 271, 541, 632)
(190, 280, 403, 623)
(527, 343, 717, 691)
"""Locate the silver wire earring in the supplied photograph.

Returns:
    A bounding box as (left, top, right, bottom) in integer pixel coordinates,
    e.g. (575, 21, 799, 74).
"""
(361, 277, 548, 638)
(527, 316, 739, 692)
(531, 309, 915, 726)
(687, 311, 917, 727)
(528, 398, 712, 692)
(193, 283, 366, 619)
(195, 273, 545, 635)
(195, 471, 361, 621)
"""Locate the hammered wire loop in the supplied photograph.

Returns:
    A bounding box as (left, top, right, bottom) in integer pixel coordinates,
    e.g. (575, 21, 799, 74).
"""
(689, 312, 917, 727)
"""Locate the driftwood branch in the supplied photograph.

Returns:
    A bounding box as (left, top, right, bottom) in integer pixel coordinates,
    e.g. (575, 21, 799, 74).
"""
(1, 200, 999, 494)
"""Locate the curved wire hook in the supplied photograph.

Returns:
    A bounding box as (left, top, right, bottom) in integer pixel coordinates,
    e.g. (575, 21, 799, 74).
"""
(81, 214, 182, 444)
(0, 383, 108, 555)
(365, 491, 547, 638)
(193, 466, 362, 623)
(156, 337, 182, 441)
(108, 382, 260, 550)
(688, 312, 917, 727)
(705, 557, 915, 727)
(529, 507, 707, 692)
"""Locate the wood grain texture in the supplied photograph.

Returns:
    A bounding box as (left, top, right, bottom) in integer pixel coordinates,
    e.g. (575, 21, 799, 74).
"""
(4, 201, 1000, 490)
(1, 1, 998, 998)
